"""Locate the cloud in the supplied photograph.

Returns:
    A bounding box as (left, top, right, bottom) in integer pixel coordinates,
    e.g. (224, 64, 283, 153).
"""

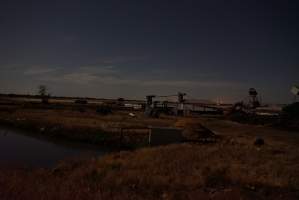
(38, 66, 117, 84)
(0, 63, 246, 102)
(23, 67, 56, 75)
(62, 72, 99, 84)
(141, 80, 235, 87)
(1, 64, 58, 76)
(65, 75, 237, 88)
(4, 65, 207, 88)
(78, 66, 117, 75)
(37, 65, 239, 89)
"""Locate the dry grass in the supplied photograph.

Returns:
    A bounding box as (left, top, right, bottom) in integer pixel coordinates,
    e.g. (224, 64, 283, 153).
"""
(0, 105, 299, 199)
(0, 108, 177, 145)
(0, 137, 299, 200)
(0, 108, 176, 129)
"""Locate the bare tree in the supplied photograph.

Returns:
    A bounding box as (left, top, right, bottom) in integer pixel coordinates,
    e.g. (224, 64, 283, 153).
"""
(38, 85, 47, 96)
(38, 85, 50, 103)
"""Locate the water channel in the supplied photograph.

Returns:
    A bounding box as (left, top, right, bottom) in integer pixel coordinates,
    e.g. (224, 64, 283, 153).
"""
(0, 126, 110, 168)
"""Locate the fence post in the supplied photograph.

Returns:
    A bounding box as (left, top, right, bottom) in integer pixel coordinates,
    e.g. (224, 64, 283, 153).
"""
(148, 128, 152, 145)
(119, 128, 123, 147)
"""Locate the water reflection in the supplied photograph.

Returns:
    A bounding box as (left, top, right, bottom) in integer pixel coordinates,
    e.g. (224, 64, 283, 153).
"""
(0, 126, 110, 168)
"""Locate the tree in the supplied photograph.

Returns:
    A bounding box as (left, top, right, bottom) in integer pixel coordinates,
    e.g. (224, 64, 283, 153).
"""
(38, 85, 47, 96)
(38, 85, 50, 104)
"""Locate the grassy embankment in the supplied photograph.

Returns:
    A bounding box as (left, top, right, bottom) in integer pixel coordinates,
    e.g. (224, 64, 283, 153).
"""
(0, 103, 177, 146)
(0, 133, 299, 199)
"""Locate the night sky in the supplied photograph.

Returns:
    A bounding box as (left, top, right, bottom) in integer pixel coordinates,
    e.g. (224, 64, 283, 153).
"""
(0, 0, 298, 103)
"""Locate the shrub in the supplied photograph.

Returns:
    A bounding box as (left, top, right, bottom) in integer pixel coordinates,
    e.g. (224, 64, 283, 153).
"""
(283, 102, 299, 119)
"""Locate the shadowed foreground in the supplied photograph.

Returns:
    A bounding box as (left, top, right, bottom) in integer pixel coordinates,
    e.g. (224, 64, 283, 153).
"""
(1, 136, 298, 200)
